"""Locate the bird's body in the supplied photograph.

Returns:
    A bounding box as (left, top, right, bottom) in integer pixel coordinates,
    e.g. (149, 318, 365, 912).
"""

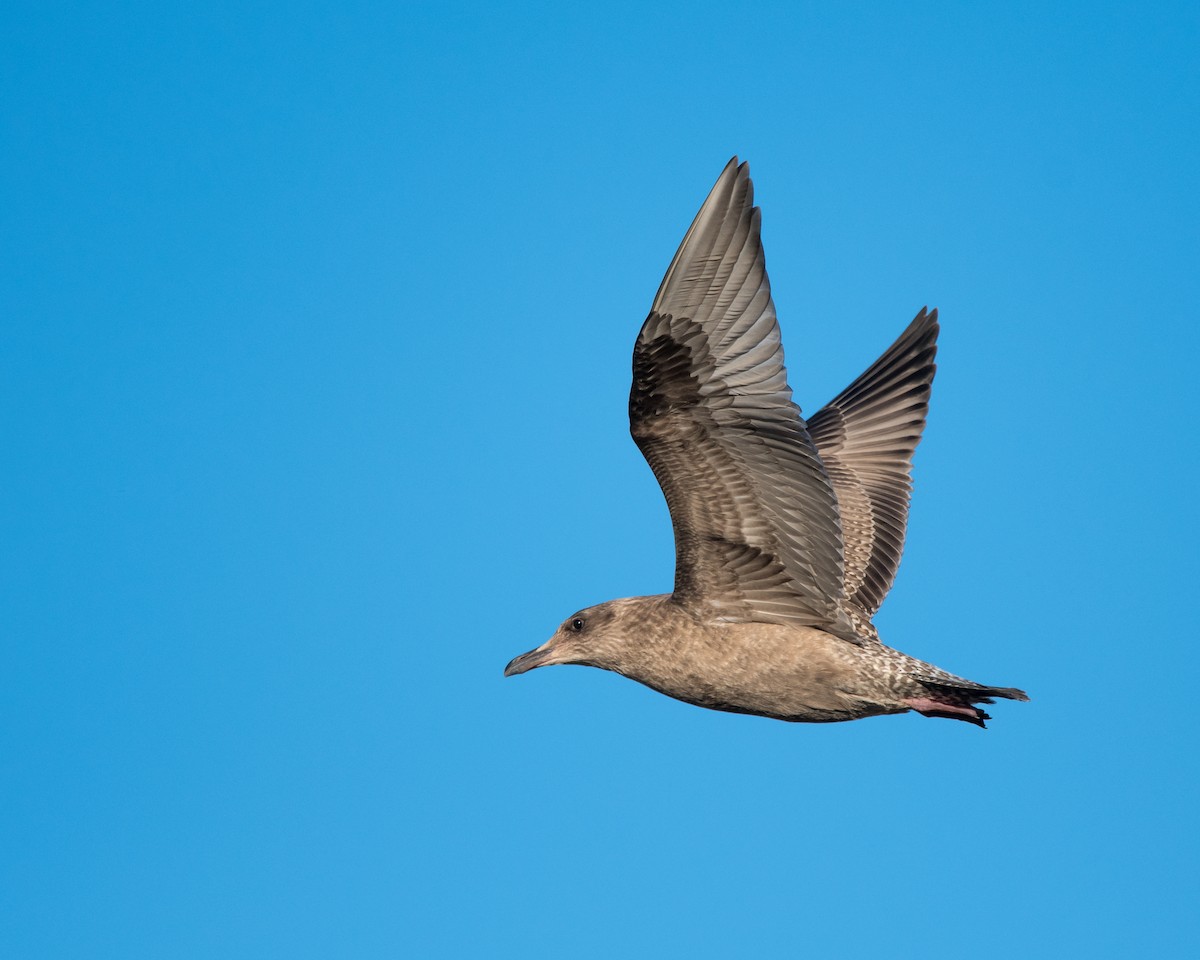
(513, 594, 1023, 726)
(505, 158, 1028, 727)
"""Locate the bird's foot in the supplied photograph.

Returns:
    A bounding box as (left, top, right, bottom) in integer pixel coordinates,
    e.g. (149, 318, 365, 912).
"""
(903, 697, 990, 727)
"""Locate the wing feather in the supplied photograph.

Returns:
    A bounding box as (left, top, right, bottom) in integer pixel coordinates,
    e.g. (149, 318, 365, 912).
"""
(807, 308, 939, 618)
(630, 159, 857, 639)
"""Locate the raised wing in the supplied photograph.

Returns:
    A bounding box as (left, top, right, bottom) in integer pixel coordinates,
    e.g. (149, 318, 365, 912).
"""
(807, 308, 939, 619)
(629, 159, 857, 640)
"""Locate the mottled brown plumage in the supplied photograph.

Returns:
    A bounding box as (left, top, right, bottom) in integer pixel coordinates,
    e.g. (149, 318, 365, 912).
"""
(505, 158, 1028, 727)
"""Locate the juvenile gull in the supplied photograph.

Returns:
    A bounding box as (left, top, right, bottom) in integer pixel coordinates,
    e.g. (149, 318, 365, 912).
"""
(505, 158, 1028, 727)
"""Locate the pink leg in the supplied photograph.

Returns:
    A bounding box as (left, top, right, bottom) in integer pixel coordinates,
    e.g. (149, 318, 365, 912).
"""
(904, 697, 989, 726)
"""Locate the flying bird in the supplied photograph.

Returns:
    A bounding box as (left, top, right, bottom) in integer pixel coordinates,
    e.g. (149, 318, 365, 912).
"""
(505, 158, 1028, 727)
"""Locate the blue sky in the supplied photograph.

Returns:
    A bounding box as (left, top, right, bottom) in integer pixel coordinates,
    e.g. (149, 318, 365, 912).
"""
(2, 1, 1197, 956)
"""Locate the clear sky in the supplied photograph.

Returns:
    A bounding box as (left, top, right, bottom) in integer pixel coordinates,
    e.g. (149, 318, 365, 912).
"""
(2, 1, 1197, 957)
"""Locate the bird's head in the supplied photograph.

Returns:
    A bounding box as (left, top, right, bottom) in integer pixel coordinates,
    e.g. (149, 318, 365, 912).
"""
(503, 600, 635, 678)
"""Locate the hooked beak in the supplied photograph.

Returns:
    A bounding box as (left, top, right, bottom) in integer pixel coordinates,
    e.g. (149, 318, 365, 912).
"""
(504, 642, 554, 677)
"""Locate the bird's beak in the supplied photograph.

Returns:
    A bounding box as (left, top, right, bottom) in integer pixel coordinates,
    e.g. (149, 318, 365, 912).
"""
(504, 642, 554, 677)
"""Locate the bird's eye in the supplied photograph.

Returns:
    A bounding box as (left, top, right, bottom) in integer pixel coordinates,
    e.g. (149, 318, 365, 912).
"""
(570, 618, 585, 632)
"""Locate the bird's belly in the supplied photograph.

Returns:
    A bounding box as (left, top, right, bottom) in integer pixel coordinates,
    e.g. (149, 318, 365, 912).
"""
(627, 626, 898, 723)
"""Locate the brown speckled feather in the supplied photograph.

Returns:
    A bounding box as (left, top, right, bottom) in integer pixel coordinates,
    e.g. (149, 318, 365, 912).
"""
(808, 309, 939, 619)
(629, 159, 857, 641)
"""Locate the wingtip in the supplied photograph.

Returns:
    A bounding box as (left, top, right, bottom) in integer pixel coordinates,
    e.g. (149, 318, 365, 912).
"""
(905, 306, 940, 342)
(650, 156, 759, 313)
(719, 155, 752, 185)
(719, 155, 749, 191)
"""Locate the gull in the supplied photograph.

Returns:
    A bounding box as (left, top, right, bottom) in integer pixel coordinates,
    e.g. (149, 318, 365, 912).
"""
(504, 158, 1028, 727)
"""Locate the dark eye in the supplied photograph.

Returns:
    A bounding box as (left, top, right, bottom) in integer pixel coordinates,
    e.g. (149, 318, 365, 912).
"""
(570, 617, 585, 632)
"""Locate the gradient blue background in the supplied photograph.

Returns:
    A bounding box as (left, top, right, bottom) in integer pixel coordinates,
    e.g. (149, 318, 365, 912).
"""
(3, 2, 1197, 957)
